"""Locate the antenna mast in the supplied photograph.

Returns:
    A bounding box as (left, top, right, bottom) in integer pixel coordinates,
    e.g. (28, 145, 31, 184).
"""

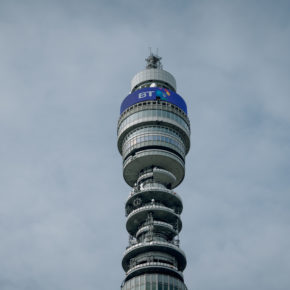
(145, 49, 162, 69)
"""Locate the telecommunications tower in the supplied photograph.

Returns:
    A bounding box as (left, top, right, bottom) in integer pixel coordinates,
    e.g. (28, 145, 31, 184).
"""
(117, 53, 190, 290)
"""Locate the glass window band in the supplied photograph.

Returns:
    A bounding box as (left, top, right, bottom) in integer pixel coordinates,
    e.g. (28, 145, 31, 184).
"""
(122, 274, 186, 290)
(118, 110, 190, 135)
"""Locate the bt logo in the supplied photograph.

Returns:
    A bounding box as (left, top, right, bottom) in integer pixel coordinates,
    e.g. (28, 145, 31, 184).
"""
(138, 90, 155, 99)
(138, 88, 170, 100)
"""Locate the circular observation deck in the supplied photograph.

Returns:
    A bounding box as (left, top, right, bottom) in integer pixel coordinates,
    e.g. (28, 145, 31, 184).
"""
(137, 167, 177, 185)
(126, 188, 183, 216)
(122, 241, 187, 272)
(126, 204, 182, 236)
(123, 148, 185, 188)
(136, 222, 178, 240)
(125, 262, 184, 281)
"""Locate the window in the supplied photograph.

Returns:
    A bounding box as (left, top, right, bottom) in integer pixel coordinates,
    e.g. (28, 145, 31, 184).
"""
(169, 277, 173, 290)
(118, 110, 190, 134)
(164, 276, 169, 290)
(158, 275, 163, 290)
(123, 133, 185, 156)
(122, 123, 187, 157)
(146, 275, 150, 290)
(140, 275, 145, 285)
(136, 277, 140, 288)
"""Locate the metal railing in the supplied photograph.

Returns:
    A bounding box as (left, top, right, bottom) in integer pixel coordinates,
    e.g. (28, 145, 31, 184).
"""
(136, 221, 176, 237)
(128, 185, 182, 203)
(123, 240, 186, 259)
(127, 204, 177, 221)
(126, 262, 181, 276)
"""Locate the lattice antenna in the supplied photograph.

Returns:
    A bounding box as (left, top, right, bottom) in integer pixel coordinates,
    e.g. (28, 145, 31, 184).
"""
(145, 49, 162, 69)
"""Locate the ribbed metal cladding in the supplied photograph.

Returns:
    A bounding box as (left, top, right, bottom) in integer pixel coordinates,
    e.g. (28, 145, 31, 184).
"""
(118, 54, 190, 290)
(131, 69, 177, 92)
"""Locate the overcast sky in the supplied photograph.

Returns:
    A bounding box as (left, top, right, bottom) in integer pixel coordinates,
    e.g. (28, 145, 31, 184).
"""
(0, 1, 290, 290)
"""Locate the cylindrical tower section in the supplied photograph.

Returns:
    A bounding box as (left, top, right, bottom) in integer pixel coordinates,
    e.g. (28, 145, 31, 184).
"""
(118, 53, 190, 290)
(131, 68, 177, 92)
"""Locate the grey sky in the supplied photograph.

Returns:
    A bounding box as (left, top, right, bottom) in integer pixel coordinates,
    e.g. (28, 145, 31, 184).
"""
(0, 0, 289, 289)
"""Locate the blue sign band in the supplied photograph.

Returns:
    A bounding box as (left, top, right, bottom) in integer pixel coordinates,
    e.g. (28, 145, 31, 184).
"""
(120, 88, 187, 115)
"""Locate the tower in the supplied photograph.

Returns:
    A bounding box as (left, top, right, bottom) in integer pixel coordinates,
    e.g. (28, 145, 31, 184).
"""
(117, 53, 190, 290)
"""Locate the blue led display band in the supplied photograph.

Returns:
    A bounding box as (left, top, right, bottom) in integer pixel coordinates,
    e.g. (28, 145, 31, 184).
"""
(120, 88, 187, 115)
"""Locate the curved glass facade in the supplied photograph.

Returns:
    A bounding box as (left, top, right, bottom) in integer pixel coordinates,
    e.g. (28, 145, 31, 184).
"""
(122, 274, 187, 290)
(118, 110, 190, 135)
(123, 126, 183, 143)
(122, 133, 185, 159)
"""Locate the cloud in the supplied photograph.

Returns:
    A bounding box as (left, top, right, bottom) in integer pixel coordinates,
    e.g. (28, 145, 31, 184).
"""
(0, 0, 289, 289)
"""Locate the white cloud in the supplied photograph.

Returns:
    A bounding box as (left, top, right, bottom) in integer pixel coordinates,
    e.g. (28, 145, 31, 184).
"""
(0, 1, 289, 289)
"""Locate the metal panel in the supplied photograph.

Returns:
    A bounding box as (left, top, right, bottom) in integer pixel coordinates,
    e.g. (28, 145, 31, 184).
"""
(131, 69, 176, 91)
